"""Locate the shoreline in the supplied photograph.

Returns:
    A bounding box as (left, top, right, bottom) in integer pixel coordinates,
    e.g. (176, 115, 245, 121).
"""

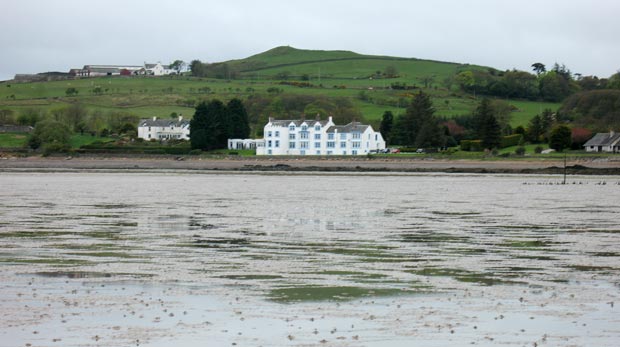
(1, 155, 620, 175)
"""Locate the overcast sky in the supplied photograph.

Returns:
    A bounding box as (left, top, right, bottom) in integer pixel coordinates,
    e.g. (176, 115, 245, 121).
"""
(1, 0, 619, 81)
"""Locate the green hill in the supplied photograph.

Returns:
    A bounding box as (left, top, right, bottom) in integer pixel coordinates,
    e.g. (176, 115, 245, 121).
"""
(0, 46, 559, 137)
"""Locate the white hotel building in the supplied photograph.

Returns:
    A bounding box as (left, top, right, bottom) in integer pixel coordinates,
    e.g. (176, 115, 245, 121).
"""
(252, 116, 385, 155)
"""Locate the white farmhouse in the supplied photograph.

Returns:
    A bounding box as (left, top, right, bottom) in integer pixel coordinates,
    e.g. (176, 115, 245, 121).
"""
(144, 63, 175, 76)
(138, 116, 190, 141)
(583, 131, 620, 152)
(253, 116, 385, 155)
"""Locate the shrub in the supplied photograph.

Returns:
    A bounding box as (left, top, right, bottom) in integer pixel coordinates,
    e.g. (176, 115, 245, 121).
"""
(189, 149, 202, 155)
(534, 146, 543, 154)
(460, 140, 483, 151)
(515, 146, 526, 155)
(500, 134, 523, 148)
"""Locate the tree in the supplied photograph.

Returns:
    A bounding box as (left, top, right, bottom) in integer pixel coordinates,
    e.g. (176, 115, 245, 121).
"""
(607, 72, 620, 89)
(571, 127, 592, 150)
(59, 104, 88, 132)
(28, 119, 71, 151)
(474, 98, 501, 149)
(169, 60, 186, 75)
(548, 125, 572, 152)
(392, 91, 444, 148)
(227, 98, 250, 139)
(526, 115, 544, 143)
(531, 62, 546, 75)
(384, 66, 398, 78)
(190, 99, 229, 150)
(379, 111, 393, 145)
(190, 60, 206, 77)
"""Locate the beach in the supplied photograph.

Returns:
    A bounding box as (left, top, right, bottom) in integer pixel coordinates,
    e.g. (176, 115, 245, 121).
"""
(1, 155, 620, 174)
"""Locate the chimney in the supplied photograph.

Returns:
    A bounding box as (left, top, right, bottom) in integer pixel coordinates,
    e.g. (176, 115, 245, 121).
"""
(315, 113, 320, 121)
(268, 117, 274, 123)
(152, 116, 156, 121)
(611, 130, 615, 138)
(178, 115, 183, 122)
(328, 116, 333, 124)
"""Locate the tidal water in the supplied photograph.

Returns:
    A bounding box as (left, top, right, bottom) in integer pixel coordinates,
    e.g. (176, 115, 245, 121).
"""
(0, 172, 619, 346)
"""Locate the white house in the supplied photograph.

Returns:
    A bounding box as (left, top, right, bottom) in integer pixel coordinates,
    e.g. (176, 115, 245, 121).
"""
(583, 131, 620, 152)
(138, 116, 190, 141)
(251, 116, 385, 155)
(228, 139, 263, 150)
(144, 63, 175, 76)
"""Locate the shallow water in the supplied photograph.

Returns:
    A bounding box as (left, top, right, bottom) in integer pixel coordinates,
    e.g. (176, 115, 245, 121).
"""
(0, 172, 619, 346)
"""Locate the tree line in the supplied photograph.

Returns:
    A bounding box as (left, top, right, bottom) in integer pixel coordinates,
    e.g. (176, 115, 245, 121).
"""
(452, 63, 620, 103)
(379, 91, 579, 153)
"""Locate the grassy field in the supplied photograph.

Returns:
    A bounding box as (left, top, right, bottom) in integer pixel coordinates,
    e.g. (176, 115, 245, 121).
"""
(0, 132, 113, 149)
(0, 46, 560, 131)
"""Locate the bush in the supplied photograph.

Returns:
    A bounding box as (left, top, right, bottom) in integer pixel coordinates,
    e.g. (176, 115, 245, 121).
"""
(515, 146, 526, 155)
(189, 149, 202, 155)
(534, 146, 544, 154)
(460, 140, 483, 151)
(500, 134, 523, 148)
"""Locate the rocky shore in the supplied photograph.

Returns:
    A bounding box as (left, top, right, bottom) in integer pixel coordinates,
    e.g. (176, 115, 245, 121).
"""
(1, 155, 620, 175)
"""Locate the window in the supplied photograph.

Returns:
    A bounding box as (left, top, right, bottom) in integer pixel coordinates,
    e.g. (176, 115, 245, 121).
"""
(327, 150, 333, 155)
(327, 141, 335, 148)
(148, 134, 151, 139)
(352, 133, 361, 139)
(289, 125, 295, 131)
(315, 125, 321, 131)
(300, 142, 308, 149)
(275, 131, 280, 137)
(289, 133, 296, 140)
(300, 150, 306, 155)
(314, 133, 321, 140)
(268, 149, 272, 155)
(316, 150, 321, 155)
(314, 142, 321, 148)
(328, 133, 334, 140)
(352, 150, 358, 155)
(340, 142, 346, 148)
(275, 140, 280, 148)
(267, 131, 272, 137)
(300, 132, 308, 139)
(268, 140, 272, 147)
(340, 133, 347, 140)
(352, 142, 360, 148)
(289, 142, 296, 149)
(301, 125, 307, 131)
(148, 127, 151, 131)
(375, 134, 378, 141)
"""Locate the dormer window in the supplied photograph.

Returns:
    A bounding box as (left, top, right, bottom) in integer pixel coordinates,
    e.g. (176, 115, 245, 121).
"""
(289, 125, 295, 131)
(301, 125, 307, 131)
(315, 125, 321, 131)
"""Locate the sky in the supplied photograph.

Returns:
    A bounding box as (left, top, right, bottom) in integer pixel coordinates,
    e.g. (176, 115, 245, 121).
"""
(1, 0, 619, 81)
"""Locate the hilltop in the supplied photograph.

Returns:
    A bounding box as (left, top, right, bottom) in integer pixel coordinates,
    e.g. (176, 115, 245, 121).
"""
(0, 46, 561, 139)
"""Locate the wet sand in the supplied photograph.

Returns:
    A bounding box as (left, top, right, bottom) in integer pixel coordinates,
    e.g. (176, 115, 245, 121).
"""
(1, 155, 620, 174)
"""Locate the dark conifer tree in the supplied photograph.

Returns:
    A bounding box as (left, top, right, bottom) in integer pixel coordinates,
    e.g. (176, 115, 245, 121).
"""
(474, 98, 501, 149)
(227, 98, 251, 139)
(379, 111, 393, 145)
